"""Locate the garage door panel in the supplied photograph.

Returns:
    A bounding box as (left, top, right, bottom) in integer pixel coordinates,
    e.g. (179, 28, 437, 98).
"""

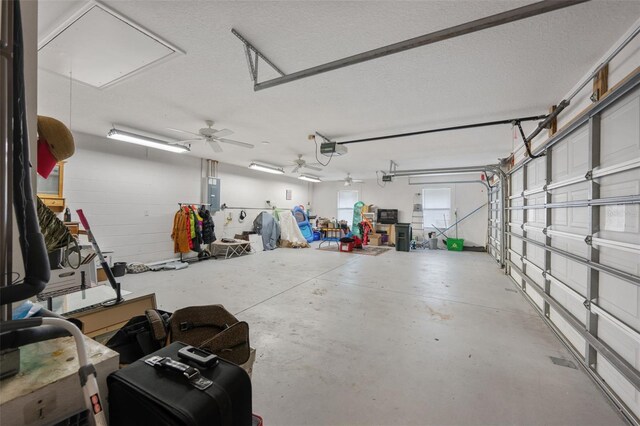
(525, 284, 545, 310)
(550, 252, 568, 279)
(597, 357, 640, 417)
(512, 169, 524, 194)
(552, 195, 569, 226)
(511, 209, 523, 223)
(553, 143, 569, 177)
(510, 253, 524, 270)
(510, 269, 524, 286)
(599, 171, 640, 198)
(550, 308, 586, 356)
(601, 204, 640, 235)
(527, 263, 546, 287)
(597, 318, 640, 369)
(600, 91, 640, 167)
(527, 244, 545, 267)
(526, 158, 546, 188)
(567, 261, 588, 292)
(599, 246, 640, 276)
(551, 125, 589, 181)
(550, 280, 586, 323)
(599, 174, 640, 239)
(599, 273, 640, 327)
(550, 182, 589, 201)
(563, 184, 590, 230)
(551, 234, 589, 259)
(525, 194, 546, 225)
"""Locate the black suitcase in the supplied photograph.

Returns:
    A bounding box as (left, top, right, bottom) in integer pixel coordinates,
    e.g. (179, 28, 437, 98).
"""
(108, 342, 252, 426)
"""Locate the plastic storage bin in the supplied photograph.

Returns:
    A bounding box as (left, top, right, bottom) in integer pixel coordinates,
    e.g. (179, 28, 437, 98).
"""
(446, 238, 464, 251)
(339, 241, 355, 252)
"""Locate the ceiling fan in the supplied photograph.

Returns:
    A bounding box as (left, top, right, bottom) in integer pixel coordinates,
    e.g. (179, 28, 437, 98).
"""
(344, 173, 364, 186)
(167, 120, 254, 153)
(290, 154, 322, 173)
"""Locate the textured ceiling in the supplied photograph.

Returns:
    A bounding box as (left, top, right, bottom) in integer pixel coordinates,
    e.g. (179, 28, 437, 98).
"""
(37, 0, 640, 181)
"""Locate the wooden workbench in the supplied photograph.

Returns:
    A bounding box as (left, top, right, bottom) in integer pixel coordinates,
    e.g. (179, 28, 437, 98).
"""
(0, 337, 119, 425)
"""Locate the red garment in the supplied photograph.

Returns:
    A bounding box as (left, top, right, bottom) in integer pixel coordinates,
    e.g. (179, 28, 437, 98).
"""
(183, 207, 193, 249)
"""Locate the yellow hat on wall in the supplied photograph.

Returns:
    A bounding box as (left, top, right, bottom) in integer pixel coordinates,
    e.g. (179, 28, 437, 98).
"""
(37, 115, 75, 161)
(36, 116, 75, 178)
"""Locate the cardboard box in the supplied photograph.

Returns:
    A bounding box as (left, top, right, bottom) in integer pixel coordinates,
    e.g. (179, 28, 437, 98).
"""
(368, 233, 382, 246)
(97, 267, 108, 283)
(37, 263, 94, 299)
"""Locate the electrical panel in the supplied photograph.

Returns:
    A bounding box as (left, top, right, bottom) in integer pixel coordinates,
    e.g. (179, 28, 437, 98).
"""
(203, 177, 221, 212)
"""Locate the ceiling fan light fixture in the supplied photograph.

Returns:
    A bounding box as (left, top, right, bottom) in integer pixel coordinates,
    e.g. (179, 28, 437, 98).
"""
(249, 162, 285, 175)
(298, 174, 322, 183)
(107, 128, 188, 153)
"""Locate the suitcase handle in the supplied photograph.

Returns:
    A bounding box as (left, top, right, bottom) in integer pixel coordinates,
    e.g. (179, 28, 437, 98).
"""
(178, 345, 219, 368)
(145, 355, 213, 391)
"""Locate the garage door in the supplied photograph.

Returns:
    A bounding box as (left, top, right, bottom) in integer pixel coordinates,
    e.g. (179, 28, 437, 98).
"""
(506, 75, 640, 423)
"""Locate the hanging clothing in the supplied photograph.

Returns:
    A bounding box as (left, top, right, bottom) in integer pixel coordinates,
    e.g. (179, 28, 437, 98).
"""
(199, 206, 216, 244)
(253, 212, 279, 250)
(173, 205, 217, 254)
(189, 208, 196, 239)
(183, 206, 193, 249)
(171, 209, 190, 253)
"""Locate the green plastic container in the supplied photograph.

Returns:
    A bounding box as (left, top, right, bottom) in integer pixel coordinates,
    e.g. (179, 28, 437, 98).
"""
(446, 238, 464, 251)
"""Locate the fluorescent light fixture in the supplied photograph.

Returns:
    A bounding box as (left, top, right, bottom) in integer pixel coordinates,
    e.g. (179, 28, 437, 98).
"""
(298, 174, 322, 183)
(248, 162, 285, 174)
(107, 128, 189, 153)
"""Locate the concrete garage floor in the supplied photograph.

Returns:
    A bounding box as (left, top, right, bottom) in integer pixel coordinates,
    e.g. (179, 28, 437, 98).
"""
(122, 246, 624, 426)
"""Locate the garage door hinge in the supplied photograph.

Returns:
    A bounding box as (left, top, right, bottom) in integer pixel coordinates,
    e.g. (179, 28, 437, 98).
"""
(585, 235, 593, 245)
(583, 299, 591, 310)
(585, 170, 593, 180)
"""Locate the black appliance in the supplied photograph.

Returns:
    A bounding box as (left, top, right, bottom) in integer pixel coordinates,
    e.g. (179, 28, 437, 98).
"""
(377, 209, 398, 224)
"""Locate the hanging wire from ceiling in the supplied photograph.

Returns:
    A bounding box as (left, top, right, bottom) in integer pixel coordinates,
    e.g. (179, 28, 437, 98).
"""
(68, 69, 73, 130)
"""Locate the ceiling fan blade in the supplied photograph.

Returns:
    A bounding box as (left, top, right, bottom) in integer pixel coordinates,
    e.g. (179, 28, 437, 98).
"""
(167, 127, 201, 137)
(304, 164, 322, 172)
(209, 140, 223, 153)
(179, 138, 204, 143)
(218, 138, 254, 149)
(292, 165, 301, 173)
(353, 180, 365, 183)
(212, 128, 233, 138)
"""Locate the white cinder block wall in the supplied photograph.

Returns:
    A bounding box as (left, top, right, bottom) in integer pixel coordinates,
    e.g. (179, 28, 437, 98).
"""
(215, 162, 311, 240)
(63, 133, 311, 263)
(312, 175, 489, 247)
